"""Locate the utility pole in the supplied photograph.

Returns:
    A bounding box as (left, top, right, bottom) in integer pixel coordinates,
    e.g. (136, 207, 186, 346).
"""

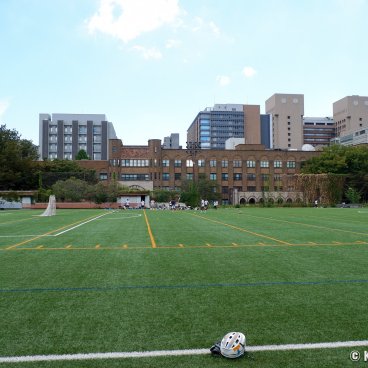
(186, 141, 201, 183)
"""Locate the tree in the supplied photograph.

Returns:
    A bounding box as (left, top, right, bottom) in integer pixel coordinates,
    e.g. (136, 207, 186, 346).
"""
(37, 159, 97, 189)
(151, 189, 176, 203)
(0, 125, 39, 191)
(345, 186, 361, 204)
(180, 180, 200, 207)
(180, 174, 220, 207)
(75, 149, 89, 160)
(301, 145, 368, 203)
(52, 177, 92, 202)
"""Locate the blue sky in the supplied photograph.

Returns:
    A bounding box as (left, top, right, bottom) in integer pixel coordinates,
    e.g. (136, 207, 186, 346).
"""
(1, 0, 367, 147)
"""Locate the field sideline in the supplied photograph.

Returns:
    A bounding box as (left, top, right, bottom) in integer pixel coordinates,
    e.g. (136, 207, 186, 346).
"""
(0, 207, 368, 367)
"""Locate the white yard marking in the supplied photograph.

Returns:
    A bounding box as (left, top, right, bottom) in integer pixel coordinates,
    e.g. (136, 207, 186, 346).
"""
(53, 212, 114, 236)
(0, 235, 54, 238)
(0, 213, 140, 238)
(1, 340, 367, 363)
(104, 214, 142, 220)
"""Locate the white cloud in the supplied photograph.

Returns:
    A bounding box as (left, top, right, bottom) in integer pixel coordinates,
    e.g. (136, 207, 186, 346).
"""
(192, 17, 220, 35)
(132, 45, 162, 59)
(0, 99, 10, 119)
(87, 0, 182, 43)
(165, 39, 181, 48)
(242, 66, 257, 78)
(216, 75, 230, 87)
(209, 21, 220, 35)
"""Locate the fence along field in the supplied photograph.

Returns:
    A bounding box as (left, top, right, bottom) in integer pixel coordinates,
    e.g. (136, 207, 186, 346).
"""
(0, 207, 368, 367)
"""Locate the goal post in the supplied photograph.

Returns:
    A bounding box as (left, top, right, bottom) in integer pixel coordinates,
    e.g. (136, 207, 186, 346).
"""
(40, 195, 56, 216)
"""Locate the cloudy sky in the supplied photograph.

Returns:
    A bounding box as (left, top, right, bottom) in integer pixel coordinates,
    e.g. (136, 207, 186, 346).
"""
(1, 0, 367, 146)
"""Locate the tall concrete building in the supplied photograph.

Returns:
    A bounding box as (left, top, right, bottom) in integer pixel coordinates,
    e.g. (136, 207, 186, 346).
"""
(303, 117, 335, 147)
(187, 103, 271, 150)
(39, 113, 117, 160)
(163, 133, 181, 149)
(266, 93, 304, 150)
(333, 95, 368, 137)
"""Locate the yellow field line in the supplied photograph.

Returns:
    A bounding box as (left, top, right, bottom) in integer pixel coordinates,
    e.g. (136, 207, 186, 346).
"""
(143, 210, 157, 248)
(241, 213, 368, 237)
(191, 213, 292, 245)
(5, 212, 108, 250)
(1, 241, 367, 251)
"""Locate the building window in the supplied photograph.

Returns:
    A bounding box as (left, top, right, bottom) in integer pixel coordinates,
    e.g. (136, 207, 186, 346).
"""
(210, 173, 217, 180)
(198, 159, 205, 167)
(64, 125, 72, 133)
(93, 135, 101, 143)
(79, 126, 87, 134)
(174, 160, 182, 167)
(247, 173, 256, 181)
(49, 153, 58, 160)
(222, 186, 229, 194)
(162, 173, 170, 181)
(261, 174, 269, 181)
(186, 159, 193, 167)
(247, 186, 256, 191)
(274, 174, 282, 182)
(174, 173, 181, 180)
(121, 174, 149, 181)
(121, 159, 149, 167)
(186, 173, 193, 180)
(93, 144, 101, 152)
(78, 135, 87, 142)
(162, 159, 169, 167)
(99, 173, 108, 180)
(247, 160, 256, 168)
(233, 160, 242, 168)
(221, 173, 228, 181)
(274, 160, 282, 168)
(287, 161, 296, 168)
(93, 153, 101, 160)
(221, 160, 228, 168)
(210, 160, 217, 167)
(260, 160, 269, 168)
(93, 126, 101, 134)
(234, 173, 242, 181)
(49, 144, 57, 152)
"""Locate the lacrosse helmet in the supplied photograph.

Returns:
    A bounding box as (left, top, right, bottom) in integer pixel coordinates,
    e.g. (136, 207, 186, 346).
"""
(220, 331, 246, 358)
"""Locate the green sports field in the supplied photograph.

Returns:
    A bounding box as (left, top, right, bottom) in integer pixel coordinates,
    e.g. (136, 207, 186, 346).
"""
(0, 207, 368, 367)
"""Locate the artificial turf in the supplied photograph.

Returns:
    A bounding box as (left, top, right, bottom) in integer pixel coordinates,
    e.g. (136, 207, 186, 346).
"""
(0, 207, 367, 367)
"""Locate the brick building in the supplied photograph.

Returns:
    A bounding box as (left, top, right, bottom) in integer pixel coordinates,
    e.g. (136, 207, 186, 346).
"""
(79, 139, 320, 205)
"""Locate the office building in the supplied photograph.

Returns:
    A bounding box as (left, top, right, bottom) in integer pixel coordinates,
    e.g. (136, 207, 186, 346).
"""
(39, 113, 117, 160)
(163, 133, 181, 149)
(187, 103, 271, 150)
(266, 93, 304, 150)
(333, 95, 368, 137)
(303, 117, 335, 147)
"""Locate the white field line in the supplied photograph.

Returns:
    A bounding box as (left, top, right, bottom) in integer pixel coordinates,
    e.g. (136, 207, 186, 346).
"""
(53, 212, 116, 236)
(0, 235, 54, 238)
(104, 214, 142, 220)
(0, 214, 141, 238)
(1, 340, 368, 363)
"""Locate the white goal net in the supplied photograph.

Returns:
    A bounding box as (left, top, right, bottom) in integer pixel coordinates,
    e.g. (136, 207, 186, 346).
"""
(40, 195, 56, 216)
